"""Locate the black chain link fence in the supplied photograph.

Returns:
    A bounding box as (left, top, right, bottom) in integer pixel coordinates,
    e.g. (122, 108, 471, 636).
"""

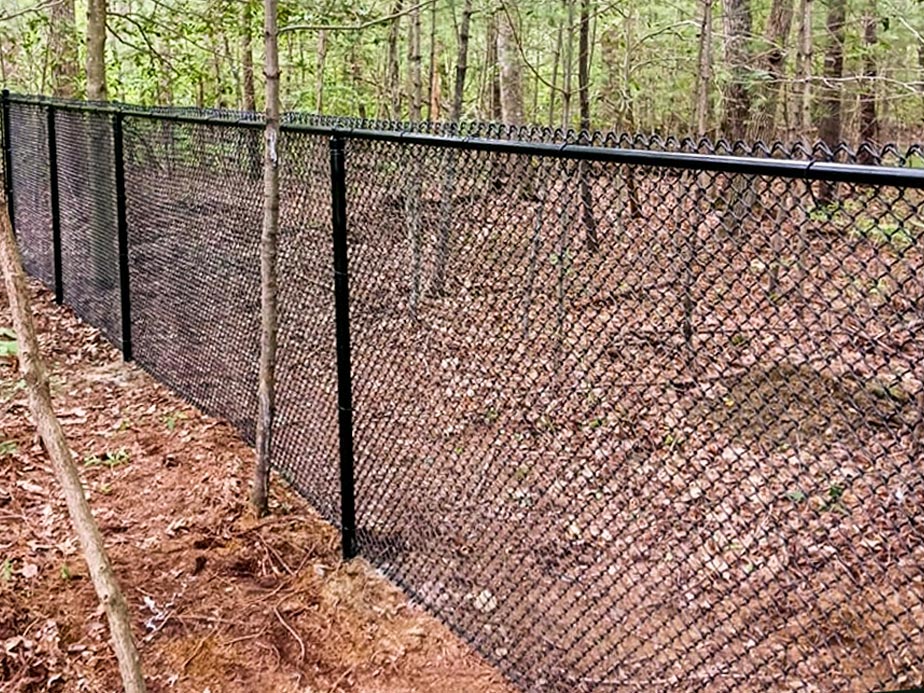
(7, 101, 53, 287)
(3, 92, 924, 693)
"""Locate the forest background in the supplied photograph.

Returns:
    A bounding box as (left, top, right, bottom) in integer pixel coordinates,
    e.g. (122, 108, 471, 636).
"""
(2, 0, 924, 151)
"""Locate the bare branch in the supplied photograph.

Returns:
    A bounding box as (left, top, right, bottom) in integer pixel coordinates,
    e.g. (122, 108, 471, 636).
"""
(0, 0, 64, 22)
(280, 0, 437, 35)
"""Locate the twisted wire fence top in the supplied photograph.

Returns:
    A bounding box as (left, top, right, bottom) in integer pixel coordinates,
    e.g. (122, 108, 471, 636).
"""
(7, 92, 924, 168)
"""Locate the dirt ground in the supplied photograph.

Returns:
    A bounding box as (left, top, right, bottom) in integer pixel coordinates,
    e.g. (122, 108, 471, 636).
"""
(0, 282, 513, 693)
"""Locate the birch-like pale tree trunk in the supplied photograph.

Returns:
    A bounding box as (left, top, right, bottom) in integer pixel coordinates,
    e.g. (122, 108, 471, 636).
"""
(0, 203, 146, 693)
(252, 0, 280, 516)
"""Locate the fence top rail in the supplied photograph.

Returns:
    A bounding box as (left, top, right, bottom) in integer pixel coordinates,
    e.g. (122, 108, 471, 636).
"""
(6, 91, 924, 189)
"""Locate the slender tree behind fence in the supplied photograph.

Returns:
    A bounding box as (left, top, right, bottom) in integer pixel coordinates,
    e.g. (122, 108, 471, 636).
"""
(3, 90, 924, 693)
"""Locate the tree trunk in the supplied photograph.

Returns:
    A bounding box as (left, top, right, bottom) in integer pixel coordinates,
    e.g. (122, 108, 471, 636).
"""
(486, 15, 501, 121)
(451, 0, 473, 122)
(406, 3, 423, 316)
(817, 0, 845, 202)
(384, 0, 404, 119)
(562, 0, 576, 128)
(794, 0, 813, 138)
(751, 0, 794, 140)
(918, 30, 924, 125)
(430, 0, 473, 297)
(578, 0, 598, 252)
(408, 8, 422, 119)
(315, 30, 327, 114)
(694, 0, 714, 135)
(241, 0, 256, 111)
(427, 0, 438, 120)
(722, 0, 752, 140)
(497, 5, 524, 124)
(252, 0, 280, 517)
(549, 26, 563, 127)
(857, 0, 878, 161)
(84, 0, 116, 289)
(0, 203, 146, 693)
(49, 0, 79, 98)
(86, 0, 107, 100)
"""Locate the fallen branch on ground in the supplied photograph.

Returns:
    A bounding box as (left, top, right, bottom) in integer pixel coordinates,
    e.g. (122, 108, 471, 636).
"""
(0, 201, 147, 693)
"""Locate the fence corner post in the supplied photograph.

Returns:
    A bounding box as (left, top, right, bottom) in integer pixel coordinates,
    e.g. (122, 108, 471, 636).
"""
(2, 89, 15, 235)
(47, 104, 63, 304)
(112, 109, 133, 362)
(330, 134, 357, 560)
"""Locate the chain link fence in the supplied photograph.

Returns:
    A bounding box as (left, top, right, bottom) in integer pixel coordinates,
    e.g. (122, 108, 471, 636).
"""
(3, 91, 924, 693)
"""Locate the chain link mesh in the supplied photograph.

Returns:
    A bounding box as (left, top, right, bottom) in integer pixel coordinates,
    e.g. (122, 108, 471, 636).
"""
(121, 117, 262, 438)
(341, 139, 924, 691)
(8, 102, 53, 286)
(53, 109, 122, 346)
(4, 95, 924, 692)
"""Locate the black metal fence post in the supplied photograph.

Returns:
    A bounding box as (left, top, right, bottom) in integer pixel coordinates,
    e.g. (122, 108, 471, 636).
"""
(1, 89, 14, 233)
(47, 105, 63, 304)
(112, 110, 133, 361)
(330, 135, 357, 560)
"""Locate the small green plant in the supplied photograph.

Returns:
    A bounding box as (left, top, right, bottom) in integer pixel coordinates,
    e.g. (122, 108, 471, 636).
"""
(907, 153, 924, 170)
(730, 333, 749, 348)
(0, 327, 17, 359)
(59, 564, 72, 581)
(163, 411, 188, 431)
(586, 417, 605, 430)
(809, 204, 841, 223)
(0, 379, 26, 404)
(821, 483, 849, 513)
(855, 218, 914, 250)
(84, 447, 131, 469)
(1, 559, 12, 582)
(0, 441, 18, 458)
(784, 489, 806, 503)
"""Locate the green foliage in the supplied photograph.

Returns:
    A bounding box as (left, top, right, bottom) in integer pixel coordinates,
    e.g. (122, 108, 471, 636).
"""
(0, 328, 18, 358)
(83, 447, 131, 469)
(163, 410, 188, 431)
(0, 559, 12, 582)
(854, 217, 917, 250)
(2, 0, 923, 139)
(0, 441, 18, 457)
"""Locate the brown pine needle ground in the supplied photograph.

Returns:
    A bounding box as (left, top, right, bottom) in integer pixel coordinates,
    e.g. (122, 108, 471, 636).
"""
(0, 281, 512, 693)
